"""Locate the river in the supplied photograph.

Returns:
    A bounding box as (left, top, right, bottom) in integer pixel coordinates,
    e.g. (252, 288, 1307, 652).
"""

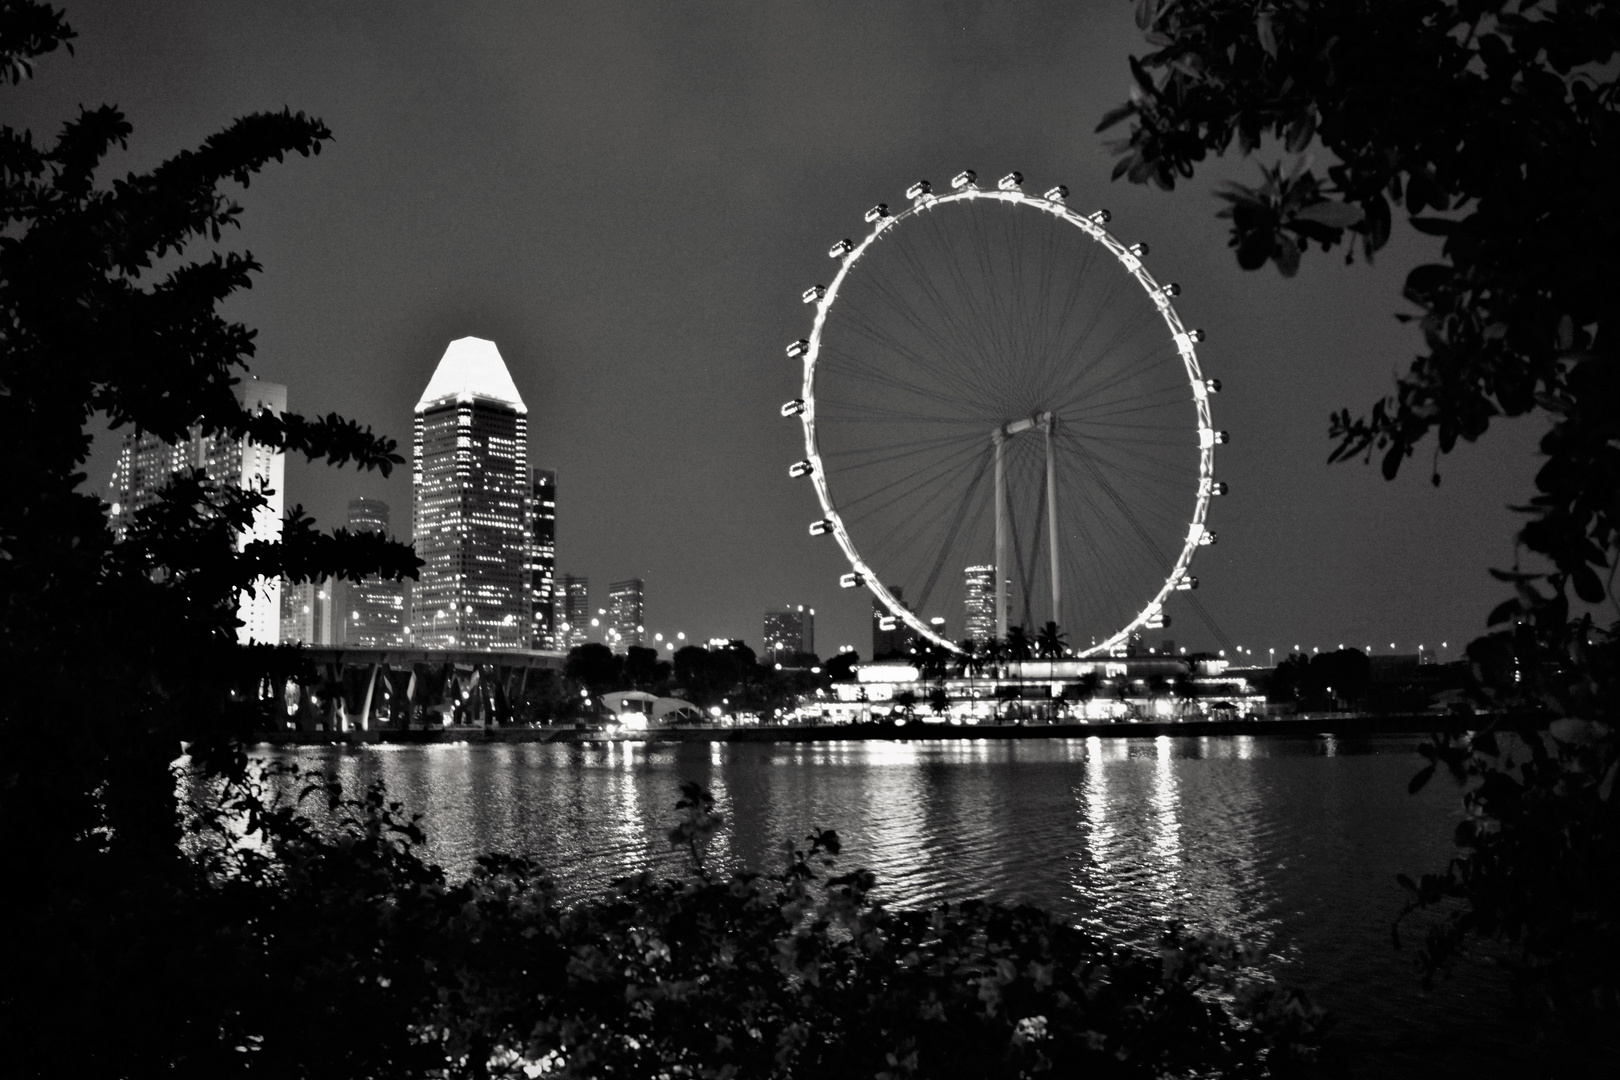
(267, 733, 1563, 1078)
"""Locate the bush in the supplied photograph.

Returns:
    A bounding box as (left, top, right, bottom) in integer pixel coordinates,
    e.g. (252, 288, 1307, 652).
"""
(6, 775, 1326, 1078)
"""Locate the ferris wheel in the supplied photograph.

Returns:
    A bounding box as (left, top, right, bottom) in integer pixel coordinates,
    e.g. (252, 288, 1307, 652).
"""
(781, 171, 1226, 658)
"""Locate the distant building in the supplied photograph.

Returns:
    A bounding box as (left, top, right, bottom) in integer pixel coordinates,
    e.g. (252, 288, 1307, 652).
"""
(109, 377, 287, 645)
(528, 469, 557, 650)
(337, 498, 406, 647)
(560, 574, 590, 649)
(279, 579, 326, 645)
(872, 585, 918, 659)
(764, 606, 815, 660)
(410, 337, 530, 649)
(607, 578, 645, 652)
(962, 565, 997, 646)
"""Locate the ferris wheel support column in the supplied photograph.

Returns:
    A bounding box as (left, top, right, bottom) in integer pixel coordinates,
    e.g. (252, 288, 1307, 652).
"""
(993, 428, 1009, 642)
(1043, 414, 1061, 631)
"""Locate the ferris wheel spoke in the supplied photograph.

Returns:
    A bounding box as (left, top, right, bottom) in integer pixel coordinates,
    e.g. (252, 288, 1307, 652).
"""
(834, 437, 990, 517)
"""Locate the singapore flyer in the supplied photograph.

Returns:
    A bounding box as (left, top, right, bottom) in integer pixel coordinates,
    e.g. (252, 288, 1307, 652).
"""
(783, 171, 1225, 658)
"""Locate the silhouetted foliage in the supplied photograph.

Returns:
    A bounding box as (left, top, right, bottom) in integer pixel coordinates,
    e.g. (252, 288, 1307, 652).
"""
(1111, 0, 1620, 1042)
(1270, 648, 1370, 710)
(7, 774, 1318, 1078)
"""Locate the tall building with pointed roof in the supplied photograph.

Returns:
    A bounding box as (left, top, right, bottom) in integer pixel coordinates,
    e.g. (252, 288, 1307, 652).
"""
(411, 337, 530, 649)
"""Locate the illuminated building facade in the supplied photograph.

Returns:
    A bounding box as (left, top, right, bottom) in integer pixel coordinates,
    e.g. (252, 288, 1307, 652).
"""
(338, 498, 406, 647)
(109, 377, 287, 645)
(560, 574, 590, 649)
(607, 578, 645, 652)
(410, 337, 530, 649)
(763, 606, 815, 660)
(962, 564, 998, 646)
(528, 469, 558, 649)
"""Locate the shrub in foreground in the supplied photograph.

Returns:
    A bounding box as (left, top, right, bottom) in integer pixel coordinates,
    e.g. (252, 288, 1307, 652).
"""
(138, 776, 1323, 1079)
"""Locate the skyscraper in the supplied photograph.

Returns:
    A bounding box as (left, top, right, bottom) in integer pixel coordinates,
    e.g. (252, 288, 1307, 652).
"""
(411, 337, 530, 649)
(763, 606, 815, 660)
(607, 578, 645, 652)
(963, 564, 998, 646)
(560, 574, 590, 649)
(109, 377, 287, 645)
(528, 469, 557, 650)
(871, 585, 918, 659)
(339, 498, 406, 647)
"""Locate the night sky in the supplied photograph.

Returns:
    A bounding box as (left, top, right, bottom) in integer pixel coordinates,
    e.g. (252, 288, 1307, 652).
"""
(13, 1, 1546, 661)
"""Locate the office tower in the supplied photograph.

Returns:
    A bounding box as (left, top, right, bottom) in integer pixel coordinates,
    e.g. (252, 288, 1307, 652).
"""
(560, 574, 590, 649)
(607, 578, 645, 652)
(871, 585, 918, 659)
(963, 564, 997, 646)
(410, 337, 530, 649)
(339, 498, 406, 647)
(109, 377, 287, 645)
(528, 469, 557, 650)
(763, 606, 815, 660)
(279, 580, 321, 645)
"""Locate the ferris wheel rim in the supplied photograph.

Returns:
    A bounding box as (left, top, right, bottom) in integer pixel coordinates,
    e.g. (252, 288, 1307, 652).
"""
(795, 179, 1216, 658)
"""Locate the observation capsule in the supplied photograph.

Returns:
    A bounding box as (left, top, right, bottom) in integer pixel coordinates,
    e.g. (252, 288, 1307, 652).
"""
(1199, 531, 1218, 546)
(802, 285, 825, 304)
(828, 239, 854, 258)
(1043, 184, 1069, 202)
(789, 460, 814, 478)
(1159, 282, 1181, 297)
(996, 171, 1023, 191)
(1209, 480, 1229, 496)
(785, 339, 809, 358)
(878, 615, 898, 631)
(809, 518, 834, 536)
(950, 169, 977, 189)
(905, 179, 932, 200)
(839, 572, 866, 588)
(1128, 242, 1149, 257)
(1175, 575, 1200, 591)
(1088, 209, 1111, 224)
(781, 399, 805, 418)
(864, 203, 890, 223)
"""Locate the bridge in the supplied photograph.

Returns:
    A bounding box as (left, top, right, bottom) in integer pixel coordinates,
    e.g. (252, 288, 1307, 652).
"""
(276, 646, 567, 733)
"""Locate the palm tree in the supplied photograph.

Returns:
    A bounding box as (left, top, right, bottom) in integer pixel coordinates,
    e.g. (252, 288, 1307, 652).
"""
(1036, 621, 1067, 720)
(1003, 626, 1034, 723)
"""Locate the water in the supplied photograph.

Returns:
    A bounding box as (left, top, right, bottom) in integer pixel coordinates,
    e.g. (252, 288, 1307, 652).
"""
(266, 733, 1564, 1077)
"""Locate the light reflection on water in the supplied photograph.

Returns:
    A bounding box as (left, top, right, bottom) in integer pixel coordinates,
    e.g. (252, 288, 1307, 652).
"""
(270, 734, 1533, 1077)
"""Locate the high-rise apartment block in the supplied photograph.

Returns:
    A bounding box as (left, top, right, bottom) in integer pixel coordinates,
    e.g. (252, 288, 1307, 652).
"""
(109, 377, 287, 645)
(607, 578, 645, 652)
(411, 337, 530, 649)
(764, 606, 815, 661)
(528, 469, 558, 650)
(560, 574, 590, 649)
(962, 564, 998, 646)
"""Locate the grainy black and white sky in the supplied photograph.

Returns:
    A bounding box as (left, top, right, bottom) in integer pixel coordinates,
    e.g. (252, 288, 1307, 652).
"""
(13, 0, 1546, 659)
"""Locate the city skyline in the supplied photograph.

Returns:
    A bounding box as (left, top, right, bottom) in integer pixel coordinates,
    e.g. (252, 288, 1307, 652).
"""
(41, 1, 1542, 659)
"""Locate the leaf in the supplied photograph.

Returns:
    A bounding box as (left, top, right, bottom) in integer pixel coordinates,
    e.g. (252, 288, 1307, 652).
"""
(1285, 110, 1316, 153)
(1396, 872, 1418, 893)
(1095, 101, 1138, 133)
(1257, 12, 1277, 59)
(1486, 598, 1522, 626)
(1293, 199, 1364, 228)
(1380, 441, 1404, 480)
(1408, 765, 1435, 794)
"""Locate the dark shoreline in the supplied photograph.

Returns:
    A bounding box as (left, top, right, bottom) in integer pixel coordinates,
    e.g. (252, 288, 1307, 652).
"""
(255, 713, 1476, 747)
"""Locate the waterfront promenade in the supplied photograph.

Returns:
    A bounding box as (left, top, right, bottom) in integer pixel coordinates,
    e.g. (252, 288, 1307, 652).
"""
(259, 713, 1476, 747)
